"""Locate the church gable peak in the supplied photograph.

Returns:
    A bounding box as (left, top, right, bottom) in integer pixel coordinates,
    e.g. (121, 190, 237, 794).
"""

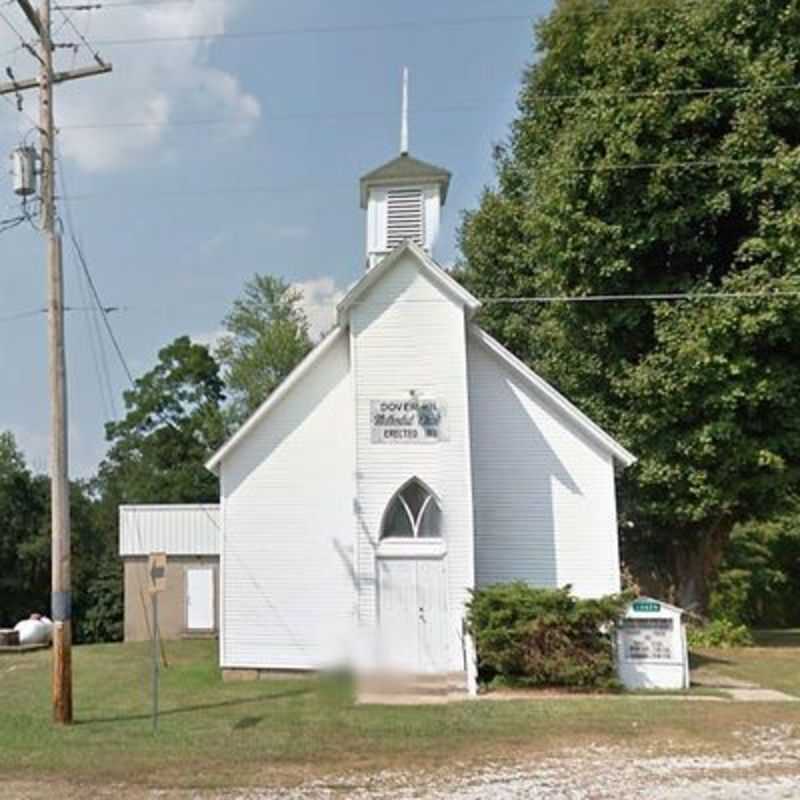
(337, 241, 480, 327)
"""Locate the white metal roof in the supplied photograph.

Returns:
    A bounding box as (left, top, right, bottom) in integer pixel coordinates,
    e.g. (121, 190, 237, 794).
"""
(119, 504, 220, 557)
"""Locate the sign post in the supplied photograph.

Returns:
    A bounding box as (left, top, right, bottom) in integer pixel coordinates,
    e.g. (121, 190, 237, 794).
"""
(148, 552, 167, 733)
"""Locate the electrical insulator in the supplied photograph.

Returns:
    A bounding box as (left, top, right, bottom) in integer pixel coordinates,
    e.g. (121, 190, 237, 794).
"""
(11, 146, 37, 197)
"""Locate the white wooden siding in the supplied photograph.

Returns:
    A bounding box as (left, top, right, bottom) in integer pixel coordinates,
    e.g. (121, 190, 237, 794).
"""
(119, 505, 219, 557)
(220, 332, 356, 670)
(348, 251, 476, 672)
(467, 332, 621, 597)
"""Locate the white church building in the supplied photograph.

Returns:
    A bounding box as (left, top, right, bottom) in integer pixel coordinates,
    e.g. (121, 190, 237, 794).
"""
(120, 96, 635, 691)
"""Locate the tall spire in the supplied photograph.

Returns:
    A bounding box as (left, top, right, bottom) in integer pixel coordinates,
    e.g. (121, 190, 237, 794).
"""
(400, 66, 409, 156)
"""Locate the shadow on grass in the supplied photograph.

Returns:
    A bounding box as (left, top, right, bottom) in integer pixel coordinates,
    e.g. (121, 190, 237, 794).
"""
(75, 687, 311, 726)
(233, 715, 264, 730)
(689, 651, 733, 668)
(752, 629, 800, 648)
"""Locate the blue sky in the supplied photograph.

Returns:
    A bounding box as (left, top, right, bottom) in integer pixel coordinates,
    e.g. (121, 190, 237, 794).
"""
(0, 0, 549, 477)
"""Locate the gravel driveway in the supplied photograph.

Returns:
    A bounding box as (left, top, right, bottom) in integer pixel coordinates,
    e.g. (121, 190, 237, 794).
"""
(4, 724, 799, 799)
(223, 724, 800, 800)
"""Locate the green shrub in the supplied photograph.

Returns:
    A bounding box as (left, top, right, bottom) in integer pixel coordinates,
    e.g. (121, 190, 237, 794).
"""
(466, 583, 630, 690)
(687, 618, 753, 649)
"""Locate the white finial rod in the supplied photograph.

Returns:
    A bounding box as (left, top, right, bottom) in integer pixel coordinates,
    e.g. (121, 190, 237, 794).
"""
(401, 66, 409, 156)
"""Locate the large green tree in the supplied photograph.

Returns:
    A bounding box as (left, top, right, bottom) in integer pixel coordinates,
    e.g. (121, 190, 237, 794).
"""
(459, 0, 800, 610)
(96, 336, 226, 508)
(216, 275, 312, 425)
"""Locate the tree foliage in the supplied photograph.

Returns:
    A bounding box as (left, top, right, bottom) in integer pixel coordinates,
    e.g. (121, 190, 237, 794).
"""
(96, 336, 226, 508)
(0, 432, 111, 640)
(710, 510, 800, 627)
(459, 0, 800, 609)
(216, 275, 312, 425)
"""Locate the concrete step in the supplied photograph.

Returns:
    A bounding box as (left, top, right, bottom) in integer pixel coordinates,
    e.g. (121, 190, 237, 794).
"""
(356, 671, 469, 703)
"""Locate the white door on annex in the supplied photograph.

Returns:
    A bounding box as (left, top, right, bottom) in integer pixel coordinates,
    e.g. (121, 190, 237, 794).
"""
(186, 567, 214, 631)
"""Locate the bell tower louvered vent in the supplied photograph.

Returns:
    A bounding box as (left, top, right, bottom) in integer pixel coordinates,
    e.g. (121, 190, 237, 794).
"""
(386, 188, 424, 250)
(360, 68, 452, 270)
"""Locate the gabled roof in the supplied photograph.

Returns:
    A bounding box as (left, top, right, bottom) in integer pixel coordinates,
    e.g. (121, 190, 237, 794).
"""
(360, 153, 451, 208)
(469, 325, 636, 468)
(205, 327, 346, 474)
(336, 241, 481, 326)
(207, 243, 479, 473)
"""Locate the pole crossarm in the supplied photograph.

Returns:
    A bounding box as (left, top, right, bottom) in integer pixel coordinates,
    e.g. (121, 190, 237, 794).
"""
(15, 0, 44, 38)
(0, 63, 112, 97)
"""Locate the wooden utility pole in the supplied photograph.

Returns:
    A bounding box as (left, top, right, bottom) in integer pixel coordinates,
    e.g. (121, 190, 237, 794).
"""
(39, 0, 73, 725)
(6, 0, 112, 725)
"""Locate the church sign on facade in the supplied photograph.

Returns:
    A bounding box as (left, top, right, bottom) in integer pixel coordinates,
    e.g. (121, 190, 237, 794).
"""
(370, 399, 447, 443)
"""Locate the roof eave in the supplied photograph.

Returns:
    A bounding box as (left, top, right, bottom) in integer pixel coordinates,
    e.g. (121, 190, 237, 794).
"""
(359, 173, 451, 208)
(205, 327, 346, 474)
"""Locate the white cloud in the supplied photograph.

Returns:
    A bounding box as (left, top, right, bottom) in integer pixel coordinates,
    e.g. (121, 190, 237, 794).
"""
(192, 327, 226, 351)
(294, 277, 345, 340)
(0, 0, 260, 172)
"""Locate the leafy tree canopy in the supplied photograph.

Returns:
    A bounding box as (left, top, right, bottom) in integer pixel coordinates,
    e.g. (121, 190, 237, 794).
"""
(0, 432, 107, 635)
(96, 336, 225, 507)
(459, 0, 800, 609)
(216, 274, 312, 425)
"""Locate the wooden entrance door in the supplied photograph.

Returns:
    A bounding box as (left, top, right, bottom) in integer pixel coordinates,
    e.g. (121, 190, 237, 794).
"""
(378, 558, 448, 673)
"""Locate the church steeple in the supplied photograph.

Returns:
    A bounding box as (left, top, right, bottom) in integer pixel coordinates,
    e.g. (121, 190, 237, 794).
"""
(360, 68, 451, 270)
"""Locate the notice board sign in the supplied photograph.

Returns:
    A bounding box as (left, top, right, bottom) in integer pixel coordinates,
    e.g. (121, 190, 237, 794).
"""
(616, 597, 688, 690)
(370, 399, 447, 444)
(620, 618, 674, 661)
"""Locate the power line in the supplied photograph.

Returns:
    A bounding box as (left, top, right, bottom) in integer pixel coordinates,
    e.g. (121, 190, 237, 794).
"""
(0, 304, 122, 320)
(528, 82, 800, 101)
(481, 290, 800, 305)
(0, 6, 33, 49)
(60, 153, 790, 203)
(89, 13, 536, 46)
(0, 214, 26, 234)
(65, 231, 135, 384)
(42, 103, 485, 131)
(61, 0, 705, 12)
(561, 156, 782, 174)
(55, 2, 107, 66)
(5, 79, 797, 133)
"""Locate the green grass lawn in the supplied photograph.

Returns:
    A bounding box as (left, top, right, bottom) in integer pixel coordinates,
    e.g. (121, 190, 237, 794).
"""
(1, 638, 799, 792)
(691, 633, 800, 698)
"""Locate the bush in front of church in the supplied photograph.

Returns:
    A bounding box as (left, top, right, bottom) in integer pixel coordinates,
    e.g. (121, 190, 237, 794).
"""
(466, 583, 630, 690)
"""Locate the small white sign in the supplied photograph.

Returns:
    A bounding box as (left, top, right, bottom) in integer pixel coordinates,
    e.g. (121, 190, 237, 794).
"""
(370, 399, 447, 444)
(620, 618, 674, 661)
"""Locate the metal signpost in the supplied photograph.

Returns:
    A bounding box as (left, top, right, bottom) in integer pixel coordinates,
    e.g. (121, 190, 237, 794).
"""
(148, 552, 167, 733)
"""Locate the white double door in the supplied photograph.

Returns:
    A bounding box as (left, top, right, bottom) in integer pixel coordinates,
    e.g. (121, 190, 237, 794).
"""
(378, 558, 448, 674)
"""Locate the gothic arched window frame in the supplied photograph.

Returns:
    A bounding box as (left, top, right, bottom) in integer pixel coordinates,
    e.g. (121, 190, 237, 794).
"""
(380, 478, 442, 540)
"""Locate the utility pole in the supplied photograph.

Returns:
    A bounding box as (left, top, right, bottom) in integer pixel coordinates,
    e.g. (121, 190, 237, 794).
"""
(4, 0, 111, 725)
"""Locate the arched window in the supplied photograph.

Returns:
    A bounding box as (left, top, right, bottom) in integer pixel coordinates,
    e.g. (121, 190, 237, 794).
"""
(381, 478, 442, 540)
